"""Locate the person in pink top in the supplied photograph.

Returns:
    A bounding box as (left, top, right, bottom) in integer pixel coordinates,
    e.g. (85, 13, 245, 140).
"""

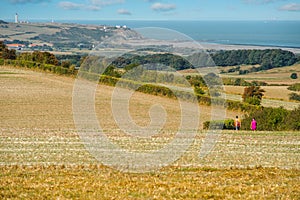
(251, 118, 257, 131)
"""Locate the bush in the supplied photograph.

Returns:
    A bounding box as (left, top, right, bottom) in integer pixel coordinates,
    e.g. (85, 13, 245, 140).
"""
(243, 107, 289, 131)
(203, 119, 235, 130)
(290, 73, 298, 79)
(194, 86, 205, 95)
(285, 106, 300, 130)
(289, 93, 300, 102)
(244, 96, 261, 106)
(288, 83, 300, 91)
(242, 86, 265, 105)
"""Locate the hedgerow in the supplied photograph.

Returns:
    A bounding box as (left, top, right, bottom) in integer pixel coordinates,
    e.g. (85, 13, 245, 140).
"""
(242, 106, 300, 131)
(203, 119, 235, 130)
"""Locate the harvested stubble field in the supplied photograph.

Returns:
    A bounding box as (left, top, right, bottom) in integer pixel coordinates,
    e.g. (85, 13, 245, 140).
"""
(0, 66, 299, 199)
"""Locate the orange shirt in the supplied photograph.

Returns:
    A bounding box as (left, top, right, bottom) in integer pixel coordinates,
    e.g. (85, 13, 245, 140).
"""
(234, 118, 241, 127)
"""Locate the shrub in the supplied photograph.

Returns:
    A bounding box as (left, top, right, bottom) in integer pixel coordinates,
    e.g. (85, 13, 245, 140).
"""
(194, 86, 205, 95)
(244, 96, 261, 106)
(288, 83, 300, 91)
(290, 73, 298, 79)
(203, 119, 235, 130)
(242, 86, 265, 105)
(243, 107, 289, 131)
(289, 93, 300, 102)
(286, 106, 300, 130)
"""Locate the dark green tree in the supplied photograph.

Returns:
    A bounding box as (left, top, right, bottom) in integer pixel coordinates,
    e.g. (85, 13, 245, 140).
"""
(290, 73, 298, 79)
(0, 41, 6, 57)
(61, 61, 71, 68)
(242, 86, 265, 105)
(289, 93, 300, 102)
(285, 106, 300, 130)
(2, 48, 16, 60)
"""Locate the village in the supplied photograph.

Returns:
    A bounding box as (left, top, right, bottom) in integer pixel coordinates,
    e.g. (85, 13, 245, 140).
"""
(1, 13, 130, 52)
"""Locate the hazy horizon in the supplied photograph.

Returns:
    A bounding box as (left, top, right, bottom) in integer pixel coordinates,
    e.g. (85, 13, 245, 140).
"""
(1, 0, 300, 21)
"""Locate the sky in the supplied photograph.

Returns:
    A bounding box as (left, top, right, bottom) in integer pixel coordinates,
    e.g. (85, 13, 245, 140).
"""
(1, 0, 300, 21)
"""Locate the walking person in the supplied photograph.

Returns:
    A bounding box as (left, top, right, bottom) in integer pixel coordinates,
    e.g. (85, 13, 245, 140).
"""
(234, 116, 241, 130)
(251, 118, 257, 131)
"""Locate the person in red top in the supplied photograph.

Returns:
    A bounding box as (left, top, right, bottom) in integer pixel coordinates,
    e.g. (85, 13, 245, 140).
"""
(234, 116, 241, 130)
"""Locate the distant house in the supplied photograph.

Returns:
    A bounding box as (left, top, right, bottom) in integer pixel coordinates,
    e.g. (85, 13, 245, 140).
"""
(28, 43, 53, 48)
(28, 44, 42, 48)
(7, 43, 25, 50)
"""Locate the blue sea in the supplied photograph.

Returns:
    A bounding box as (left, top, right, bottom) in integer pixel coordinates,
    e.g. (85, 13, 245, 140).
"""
(42, 20, 300, 48)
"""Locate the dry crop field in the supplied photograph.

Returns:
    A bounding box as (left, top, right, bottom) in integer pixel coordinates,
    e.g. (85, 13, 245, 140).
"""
(239, 64, 300, 85)
(222, 64, 300, 109)
(0, 66, 299, 199)
(220, 63, 300, 85)
(181, 64, 300, 109)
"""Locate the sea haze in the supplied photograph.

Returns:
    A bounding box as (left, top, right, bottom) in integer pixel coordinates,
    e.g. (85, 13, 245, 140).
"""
(54, 20, 300, 49)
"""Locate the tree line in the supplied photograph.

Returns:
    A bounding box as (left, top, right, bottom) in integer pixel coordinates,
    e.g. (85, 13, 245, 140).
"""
(0, 41, 76, 75)
(111, 53, 194, 71)
(211, 49, 298, 69)
(112, 49, 298, 71)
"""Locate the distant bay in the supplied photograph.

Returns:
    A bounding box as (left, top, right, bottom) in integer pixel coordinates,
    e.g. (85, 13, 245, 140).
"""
(52, 20, 300, 49)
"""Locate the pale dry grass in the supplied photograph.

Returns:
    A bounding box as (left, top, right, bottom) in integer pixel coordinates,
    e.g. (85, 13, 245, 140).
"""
(225, 85, 300, 101)
(1, 23, 61, 42)
(0, 67, 75, 129)
(0, 165, 299, 200)
(224, 85, 300, 110)
(235, 64, 300, 85)
(261, 86, 300, 101)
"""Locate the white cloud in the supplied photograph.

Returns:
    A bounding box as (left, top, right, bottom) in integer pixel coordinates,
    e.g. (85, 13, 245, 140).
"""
(58, 1, 82, 10)
(279, 3, 300, 11)
(8, 0, 49, 4)
(86, 5, 101, 11)
(117, 9, 132, 15)
(151, 2, 176, 12)
(243, 0, 286, 4)
(58, 0, 124, 11)
(89, 0, 124, 6)
(58, 1, 102, 11)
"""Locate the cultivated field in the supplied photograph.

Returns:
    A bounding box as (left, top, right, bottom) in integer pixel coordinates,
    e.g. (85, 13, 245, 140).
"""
(0, 66, 299, 199)
(181, 64, 300, 109)
(240, 64, 300, 85)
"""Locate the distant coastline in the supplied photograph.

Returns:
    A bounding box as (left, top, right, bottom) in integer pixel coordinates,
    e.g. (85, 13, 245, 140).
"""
(198, 43, 300, 54)
(1, 19, 300, 54)
(25, 20, 300, 49)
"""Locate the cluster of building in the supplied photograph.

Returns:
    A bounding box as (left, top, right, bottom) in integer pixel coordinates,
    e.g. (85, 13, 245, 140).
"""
(14, 13, 29, 24)
(6, 43, 53, 50)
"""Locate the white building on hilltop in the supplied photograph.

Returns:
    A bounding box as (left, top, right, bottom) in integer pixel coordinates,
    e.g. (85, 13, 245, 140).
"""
(15, 13, 18, 23)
